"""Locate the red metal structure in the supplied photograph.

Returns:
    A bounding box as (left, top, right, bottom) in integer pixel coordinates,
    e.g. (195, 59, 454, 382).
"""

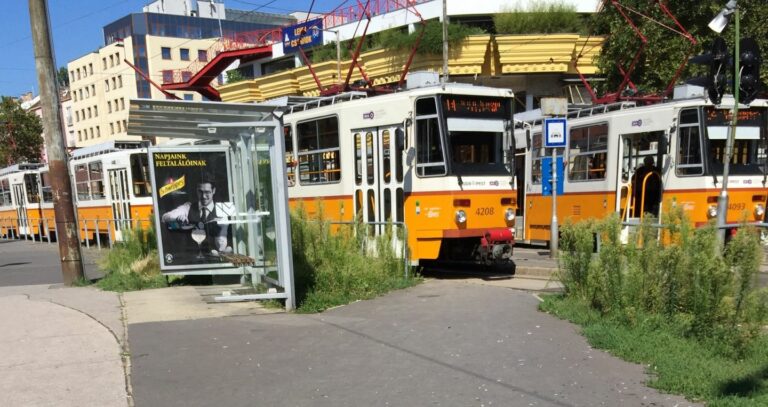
(575, 0, 697, 105)
(153, 0, 429, 100)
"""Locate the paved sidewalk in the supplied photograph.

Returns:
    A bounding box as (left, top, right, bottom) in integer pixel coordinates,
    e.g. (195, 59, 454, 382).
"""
(0, 285, 128, 407)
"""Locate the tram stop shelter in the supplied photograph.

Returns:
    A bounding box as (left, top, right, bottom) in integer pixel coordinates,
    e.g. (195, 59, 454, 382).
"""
(128, 99, 295, 310)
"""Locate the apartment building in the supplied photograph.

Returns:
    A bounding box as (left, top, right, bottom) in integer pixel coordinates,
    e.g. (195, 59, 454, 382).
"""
(67, 0, 294, 147)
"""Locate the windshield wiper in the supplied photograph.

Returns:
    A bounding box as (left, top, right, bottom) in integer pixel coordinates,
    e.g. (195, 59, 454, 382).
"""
(457, 173, 464, 189)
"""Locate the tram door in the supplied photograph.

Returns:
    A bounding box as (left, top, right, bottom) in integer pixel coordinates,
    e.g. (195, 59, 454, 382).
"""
(615, 131, 665, 220)
(12, 183, 28, 235)
(353, 126, 405, 234)
(108, 168, 131, 241)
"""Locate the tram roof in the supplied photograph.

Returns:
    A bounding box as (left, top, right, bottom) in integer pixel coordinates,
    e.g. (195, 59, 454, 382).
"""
(70, 140, 150, 160)
(0, 162, 43, 176)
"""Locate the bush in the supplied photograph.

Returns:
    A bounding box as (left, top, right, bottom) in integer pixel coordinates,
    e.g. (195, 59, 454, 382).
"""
(494, 1, 584, 35)
(97, 223, 167, 292)
(291, 205, 419, 313)
(558, 211, 768, 356)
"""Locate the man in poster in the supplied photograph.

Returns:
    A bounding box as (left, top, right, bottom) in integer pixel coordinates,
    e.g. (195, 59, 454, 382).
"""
(161, 174, 232, 257)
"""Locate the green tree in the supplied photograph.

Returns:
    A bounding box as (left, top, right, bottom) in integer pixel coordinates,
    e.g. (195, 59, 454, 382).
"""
(0, 97, 44, 165)
(590, 0, 768, 96)
(57, 66, 69, 87)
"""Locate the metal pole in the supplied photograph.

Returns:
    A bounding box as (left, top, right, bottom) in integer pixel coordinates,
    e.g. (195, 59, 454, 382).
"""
(29, 0, 84, 284)
(716, 7, 740, 247)
(550, 149, 558, 258)
(441, 0, 449, 86)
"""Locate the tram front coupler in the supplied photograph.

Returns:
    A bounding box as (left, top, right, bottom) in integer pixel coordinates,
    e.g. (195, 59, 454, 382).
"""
(478, 228, 515, 265)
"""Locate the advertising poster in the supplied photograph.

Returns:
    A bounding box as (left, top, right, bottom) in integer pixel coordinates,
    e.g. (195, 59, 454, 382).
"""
(150, 147, 236, 271)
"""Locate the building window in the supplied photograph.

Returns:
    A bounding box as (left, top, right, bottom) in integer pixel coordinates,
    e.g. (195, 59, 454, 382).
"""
(91, 84, 95, 94)
(198, 49, 208, 62)
(109, 55, 114, 67)
(120, 98, 125, 110)
(115, 53, 120, 64)
(122, 120, 127, 132)
(116, 121, 121, 133)
(118, 76, 122, 88)
(108, 101, 112, 113)
(110, 123, 114, 135)
(161, 47, 171, 60)
(94, 106, 98, 117)
(89, 127, 94, 139)
(105, 79, 110, 91)
(88, 63, 93, 75)
(70, 71, 75, 82)
(76, 69, 80, 80)
(75, 111, 80, 122)
(183, 94, 194, 101)
(84, 88, 89, 98)
(180, 48, 189, 61)
(102, 58, 107, 70)
(87, 107, 91, 118)
(112, 77, 116, 89)
(77, 131, 82, 141)
(96, 127, 101, 138)
(181, 71, 192, 82)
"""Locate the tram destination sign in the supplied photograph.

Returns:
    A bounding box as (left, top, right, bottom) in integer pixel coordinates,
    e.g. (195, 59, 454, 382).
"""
(441, 95, 509, 119)
(705, 106, 766, 127)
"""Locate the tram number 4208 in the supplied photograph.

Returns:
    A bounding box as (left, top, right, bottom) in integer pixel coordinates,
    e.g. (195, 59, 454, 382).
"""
(475, 207, 495, 216)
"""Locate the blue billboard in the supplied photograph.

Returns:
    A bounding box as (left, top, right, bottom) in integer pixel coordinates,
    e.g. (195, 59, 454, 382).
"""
(282, 19, 324, 53)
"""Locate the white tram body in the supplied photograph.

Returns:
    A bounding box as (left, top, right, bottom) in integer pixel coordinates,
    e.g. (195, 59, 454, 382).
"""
(514, 95, 768, 243)
(283, 83, 518, 265)
(0, 163, 44, 237)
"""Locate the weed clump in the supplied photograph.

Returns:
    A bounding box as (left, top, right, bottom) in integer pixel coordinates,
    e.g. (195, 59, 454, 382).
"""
(291, 205, 419, 313)
(557, 209, 768, 355)
(97, 223, 167, 292)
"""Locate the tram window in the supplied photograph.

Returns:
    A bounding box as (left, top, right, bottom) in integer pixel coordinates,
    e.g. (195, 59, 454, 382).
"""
(74, 164, 90, 200)
(415, 97, 446, 177)
(568, 123, 607, 181)
(129, 153, 151, 197)
(384, 189, 392, 221)
(677, 108, 704, 176)
(382, 130, 391, 183)
(366, 132, 374, 185)
(40, 172, 53, 203)
(416, 117, 446, 176)
(354, 133, 362, 185)
(395, 129, 404, 183)
(284, 126, 296, 187)
(396, 188, 404, 223)
(297, 116, 341, 185)
(0, 179, 11, 206)
(531, 133, 542, 184)
(89, 162, 105, 199)
(24, 174, 40, 204)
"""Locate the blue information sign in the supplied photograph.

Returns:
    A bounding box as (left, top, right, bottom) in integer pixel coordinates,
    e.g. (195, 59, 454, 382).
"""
(544, 118, 567, 148)
(282, 19, 324, 53)
(541, 156, 564, 196)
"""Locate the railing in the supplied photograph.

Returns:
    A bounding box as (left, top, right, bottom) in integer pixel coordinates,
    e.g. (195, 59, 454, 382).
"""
(0, 217, 153, 250)
(163, 28, 283, 85)
(321, 0, 432, 29)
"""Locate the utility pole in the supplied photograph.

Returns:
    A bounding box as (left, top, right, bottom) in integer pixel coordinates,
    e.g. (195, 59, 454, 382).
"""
(28, 0, 84, 284)
(441, 0, 449, 86)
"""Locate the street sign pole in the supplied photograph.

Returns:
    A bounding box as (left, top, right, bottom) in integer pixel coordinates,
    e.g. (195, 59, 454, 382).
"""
(543, 114, 567, 259)
(550, 148, 558, 258)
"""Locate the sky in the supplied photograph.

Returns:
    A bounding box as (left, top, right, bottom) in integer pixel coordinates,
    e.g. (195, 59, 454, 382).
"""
(0, 0, 342, 97)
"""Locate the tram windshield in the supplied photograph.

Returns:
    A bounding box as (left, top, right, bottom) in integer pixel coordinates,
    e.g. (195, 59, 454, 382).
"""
(704, 107, 767, 176)
(440, 95, 511, 176)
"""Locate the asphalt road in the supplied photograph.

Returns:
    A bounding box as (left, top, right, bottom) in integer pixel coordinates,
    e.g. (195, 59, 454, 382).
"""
(0, 239, 103, 286)
(128, 280, 698, 407)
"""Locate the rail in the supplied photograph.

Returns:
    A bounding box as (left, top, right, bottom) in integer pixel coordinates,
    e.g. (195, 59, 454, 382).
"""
(0, 217, 153, 250)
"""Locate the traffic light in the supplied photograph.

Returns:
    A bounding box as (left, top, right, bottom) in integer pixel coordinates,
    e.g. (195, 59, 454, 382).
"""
(737, 37, 761, 105)
(689, 37, 730, 105)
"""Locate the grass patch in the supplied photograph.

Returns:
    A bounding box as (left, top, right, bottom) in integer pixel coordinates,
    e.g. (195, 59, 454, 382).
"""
(494, 1, 585, 35)
(541, 295, 768, 406)
(96, 224, 168, 292)
(550, 210, 768, 405)
(291, 206, 421, 313)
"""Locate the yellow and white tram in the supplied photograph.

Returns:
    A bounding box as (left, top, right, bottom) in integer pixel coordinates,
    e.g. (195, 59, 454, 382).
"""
(514, 95, 768, 243)
(283, 84, 518, 266)
(0, 163, 44, 238)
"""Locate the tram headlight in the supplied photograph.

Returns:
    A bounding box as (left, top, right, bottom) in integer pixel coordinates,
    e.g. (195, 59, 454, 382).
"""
(504, 208, 515, 222)
(455, 209, 467, 224)
(707, 204, 718, 218)
(755, 204, 765, 218)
